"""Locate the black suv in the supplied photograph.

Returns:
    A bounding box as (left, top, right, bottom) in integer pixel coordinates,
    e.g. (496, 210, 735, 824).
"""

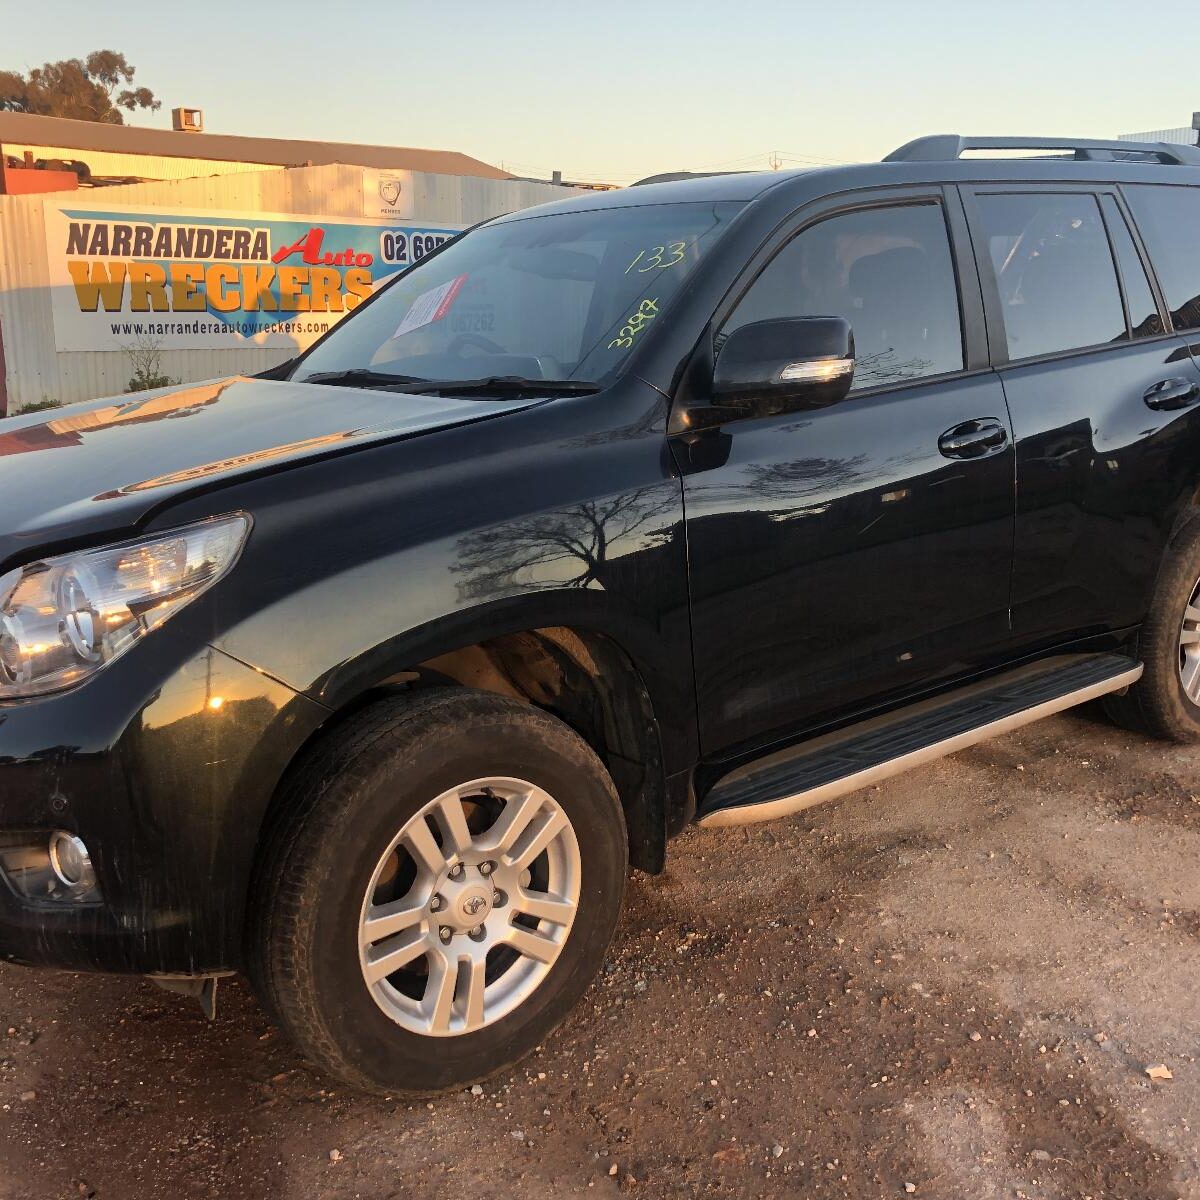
(3, 135, 1200, 1093)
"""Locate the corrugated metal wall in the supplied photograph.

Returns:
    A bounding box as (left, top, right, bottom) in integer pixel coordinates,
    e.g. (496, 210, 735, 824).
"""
(1118, 127, 1198, 146)
(0, 164, 578, 413)
(4, 142, 289, 181)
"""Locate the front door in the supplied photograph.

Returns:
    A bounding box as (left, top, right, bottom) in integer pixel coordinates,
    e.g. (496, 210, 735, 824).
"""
(677, 190, 1016, 758)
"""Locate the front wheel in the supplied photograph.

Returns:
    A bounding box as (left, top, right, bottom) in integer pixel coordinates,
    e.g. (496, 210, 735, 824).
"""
(249, 689, 627, 1094)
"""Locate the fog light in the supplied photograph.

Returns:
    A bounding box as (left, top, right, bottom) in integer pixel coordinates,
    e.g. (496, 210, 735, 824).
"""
(48, 832, 95, 889)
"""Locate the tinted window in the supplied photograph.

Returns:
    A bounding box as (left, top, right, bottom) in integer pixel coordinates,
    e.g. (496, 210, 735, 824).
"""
(1124, 185, 1200, 331)
(976, 193, 1126, 359)
(724, 203, 964, 391)
(1100, 194, 1163, 338)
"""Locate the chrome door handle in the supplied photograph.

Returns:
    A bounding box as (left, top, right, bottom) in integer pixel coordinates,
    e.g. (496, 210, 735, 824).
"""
(938, 418, 1008, 459)
(1144, 378, 1200, 412)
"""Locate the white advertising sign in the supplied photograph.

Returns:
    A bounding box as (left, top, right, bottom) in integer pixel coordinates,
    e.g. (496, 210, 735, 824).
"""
(363, 168, 416, 220)
(43, 199, 461, 352)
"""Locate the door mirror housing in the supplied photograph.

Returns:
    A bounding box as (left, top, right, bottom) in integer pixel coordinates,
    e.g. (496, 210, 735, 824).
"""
(710, 317, 855, 420)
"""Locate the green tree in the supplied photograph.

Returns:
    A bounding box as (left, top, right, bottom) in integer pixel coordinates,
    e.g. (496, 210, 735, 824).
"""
(0, 50, 159, 124)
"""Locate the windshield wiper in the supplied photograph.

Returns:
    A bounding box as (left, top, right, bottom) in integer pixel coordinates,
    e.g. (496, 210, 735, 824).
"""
(388, 376, 602, 397)
(297, 370, 599, 398)
(298, 368, 432, 388)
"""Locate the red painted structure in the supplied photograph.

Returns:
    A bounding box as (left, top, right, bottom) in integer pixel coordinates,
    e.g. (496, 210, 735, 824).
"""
(0, 152, 79, 196)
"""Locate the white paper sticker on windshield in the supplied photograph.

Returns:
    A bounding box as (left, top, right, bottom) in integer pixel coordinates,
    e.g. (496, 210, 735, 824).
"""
(391, 275, 468, 339)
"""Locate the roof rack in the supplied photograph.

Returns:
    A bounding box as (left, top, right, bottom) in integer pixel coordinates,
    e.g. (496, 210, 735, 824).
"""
(629, 169, 751, 187)
(884, 134, 1200, 166)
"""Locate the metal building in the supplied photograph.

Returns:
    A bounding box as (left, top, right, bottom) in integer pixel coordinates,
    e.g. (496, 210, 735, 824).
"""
(0, 110, 515, 189)
(1118, 115, 1200, 147)
(0, 114, 579, 414)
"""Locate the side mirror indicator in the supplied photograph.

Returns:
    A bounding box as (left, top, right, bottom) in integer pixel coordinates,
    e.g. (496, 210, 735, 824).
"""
(778, 358, 855, 385)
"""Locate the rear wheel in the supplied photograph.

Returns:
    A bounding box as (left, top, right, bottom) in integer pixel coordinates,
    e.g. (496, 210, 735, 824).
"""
(1105, 519, 1200, 742)
(249, 689, 627, 1094)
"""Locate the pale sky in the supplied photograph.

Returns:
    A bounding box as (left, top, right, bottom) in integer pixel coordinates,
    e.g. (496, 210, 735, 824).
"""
(4, 0, 1198, 185)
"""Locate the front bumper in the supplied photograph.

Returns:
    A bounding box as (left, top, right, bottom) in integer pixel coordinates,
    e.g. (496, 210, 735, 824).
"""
(0, 639, 327, 975)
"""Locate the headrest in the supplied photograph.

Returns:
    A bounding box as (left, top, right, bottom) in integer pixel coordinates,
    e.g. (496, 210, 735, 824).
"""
(848, 246, 931, 303)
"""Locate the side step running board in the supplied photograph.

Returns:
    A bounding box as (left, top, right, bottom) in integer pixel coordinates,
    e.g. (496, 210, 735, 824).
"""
(698, 653, 1142, 827)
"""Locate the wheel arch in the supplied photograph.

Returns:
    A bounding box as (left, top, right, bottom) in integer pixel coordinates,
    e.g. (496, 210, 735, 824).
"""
(408, 626, 669, 872)
(251, 611, 687, 891)
(1169, 480, 1200, 541)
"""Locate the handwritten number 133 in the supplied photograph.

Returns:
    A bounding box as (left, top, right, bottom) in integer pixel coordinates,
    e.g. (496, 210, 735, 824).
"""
(626, 242, 686, 273)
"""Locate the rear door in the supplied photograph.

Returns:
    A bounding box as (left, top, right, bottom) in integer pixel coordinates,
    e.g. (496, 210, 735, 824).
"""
(678, 187, 1017, 757)
(962, 184, 1200, 647)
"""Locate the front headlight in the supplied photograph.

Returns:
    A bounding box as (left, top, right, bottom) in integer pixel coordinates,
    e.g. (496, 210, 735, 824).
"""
(0, 514, 250, 700)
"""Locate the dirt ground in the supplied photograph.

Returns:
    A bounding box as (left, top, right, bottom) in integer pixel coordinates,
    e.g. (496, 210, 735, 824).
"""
(3, 705, 1200, 1200)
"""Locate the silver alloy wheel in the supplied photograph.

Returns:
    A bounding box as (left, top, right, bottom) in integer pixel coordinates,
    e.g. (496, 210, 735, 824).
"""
(1181, 575, 1200, 703)
(357, 776, 581, 1037)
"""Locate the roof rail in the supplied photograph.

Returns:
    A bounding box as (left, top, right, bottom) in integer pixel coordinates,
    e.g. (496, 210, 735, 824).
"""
(629, 169, 751, 187)
(884, 134, 1200, 166)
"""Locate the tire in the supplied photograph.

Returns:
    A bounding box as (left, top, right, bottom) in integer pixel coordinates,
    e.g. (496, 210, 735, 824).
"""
(1105, 517, 1200, 742)
(248, 688, 627, 1094)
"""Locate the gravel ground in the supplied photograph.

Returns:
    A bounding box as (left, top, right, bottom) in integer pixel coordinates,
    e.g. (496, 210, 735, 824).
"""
(3, 706, 1200, 1200)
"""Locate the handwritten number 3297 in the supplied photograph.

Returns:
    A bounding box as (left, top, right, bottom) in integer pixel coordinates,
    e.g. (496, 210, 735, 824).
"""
(625, 242, 687, 274)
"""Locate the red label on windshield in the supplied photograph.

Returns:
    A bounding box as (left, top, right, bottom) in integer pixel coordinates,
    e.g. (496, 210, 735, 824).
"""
(433, 274, 468, 320)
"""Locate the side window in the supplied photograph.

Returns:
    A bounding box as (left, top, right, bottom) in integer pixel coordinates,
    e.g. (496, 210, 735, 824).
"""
(975, 192, 1126, 360)
(1100, 195, 1164, 339)
(723, 203, 964, 391)
(1124, 185, 1200, 332)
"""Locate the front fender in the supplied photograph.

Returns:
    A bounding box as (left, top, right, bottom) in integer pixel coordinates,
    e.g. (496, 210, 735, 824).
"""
(155, 387, 699, 776)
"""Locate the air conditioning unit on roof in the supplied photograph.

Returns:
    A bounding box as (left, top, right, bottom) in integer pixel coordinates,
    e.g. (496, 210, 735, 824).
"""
(172, 108, 204, 134)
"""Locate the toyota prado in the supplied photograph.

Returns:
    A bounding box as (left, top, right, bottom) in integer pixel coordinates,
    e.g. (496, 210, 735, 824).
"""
(2, 134, 1200, 1093)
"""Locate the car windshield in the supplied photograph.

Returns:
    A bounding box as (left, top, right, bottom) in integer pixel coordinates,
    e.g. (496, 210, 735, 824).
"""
(293, 201, 744, 389)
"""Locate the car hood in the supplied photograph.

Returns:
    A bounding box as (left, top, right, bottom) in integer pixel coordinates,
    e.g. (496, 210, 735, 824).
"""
(0, 375, 546, 569)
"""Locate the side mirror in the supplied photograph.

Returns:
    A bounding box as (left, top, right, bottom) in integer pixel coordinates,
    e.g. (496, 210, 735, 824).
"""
(711, 316, 855, 419)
